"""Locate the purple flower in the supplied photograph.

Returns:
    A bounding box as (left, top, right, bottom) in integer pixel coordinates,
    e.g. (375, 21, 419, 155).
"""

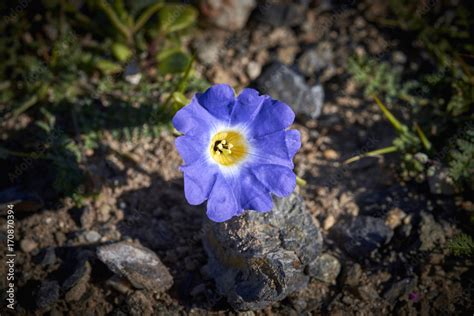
(173, 84, 301, 222)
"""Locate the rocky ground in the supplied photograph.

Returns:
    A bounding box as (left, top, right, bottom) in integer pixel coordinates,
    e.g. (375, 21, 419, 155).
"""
(1, 1, 473, 315)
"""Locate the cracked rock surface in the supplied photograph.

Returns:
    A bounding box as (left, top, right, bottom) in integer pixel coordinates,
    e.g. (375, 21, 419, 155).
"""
(202, 191, 323, 310)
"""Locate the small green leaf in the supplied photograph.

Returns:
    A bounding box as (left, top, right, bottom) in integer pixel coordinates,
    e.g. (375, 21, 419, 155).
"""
(159, 4, 197, 33)
(157, 49, 191, 74)
(95, 59, 122, 74)
(111, 42, 133, 62)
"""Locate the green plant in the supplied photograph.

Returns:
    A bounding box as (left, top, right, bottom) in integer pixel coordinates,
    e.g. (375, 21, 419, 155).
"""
(447, 233, 474, 256)
(0, 0, 205, 203)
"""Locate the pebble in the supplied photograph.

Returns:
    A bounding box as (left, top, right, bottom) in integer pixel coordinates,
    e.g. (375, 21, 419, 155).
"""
(323, 215, 336, 230)
(64, 261, 91, 302)
(323, 149, 339, 160)
(20, 238, 38, 253)
(199, 0, 256, 31)
(308, 254, 341, 284)
(343, 263, 362, 287)
(97, 242, 173, 292)
(332, 216, 394, 258)
(385, 208, 407, 229)
(84, 230, 101, 243)
(246, 61, 262, 80)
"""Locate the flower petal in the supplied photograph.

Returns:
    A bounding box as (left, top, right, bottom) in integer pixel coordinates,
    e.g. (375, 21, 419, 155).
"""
(249, 131, 295, 168)
(285, 129, 301, 159)
(172, 97, 219, 139)
(230, 88, 267, 126)
(181, 160, 218, 205)
(196, 84, 235, 122)
(175, 135, 208, 165)
(247, 99, 295, 138)
(239, 168, 273, 211)
(251, 165, 296, 197)
(207, 173, 242, 222)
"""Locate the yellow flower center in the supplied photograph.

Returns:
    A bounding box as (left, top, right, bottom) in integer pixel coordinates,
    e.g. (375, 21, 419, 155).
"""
(210, 130, 248, 166)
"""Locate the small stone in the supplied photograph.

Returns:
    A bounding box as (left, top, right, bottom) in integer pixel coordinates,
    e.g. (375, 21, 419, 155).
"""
(323, 215, 336, 230)
(63, 261, 91, 302)
(298, 42, 334, 77)
(0, 187, 43, 214)
(80, 207, 95, 229)
(255, 0, 309, 27)
(126, 291, 154, 316)
(202, 191, 323, 310)
(200, 0, 256, 31)
(246, 61, 262, 80)
(331, 216, 394, 258)
(34, 247, 56, 266)
(323, 149, 339, 160)
(20, 238, 38, 253)
(84, 230, 101, 243)
(97, 205, 111, 223)
(385, 208, 407, 229)
(36, 280, 60, 309)
(307, 254, 341, 284)
(124, 61, 142, 85)
(256, 63, 324, 119)
(97, 241, 173, 292)
(343, 263, 362, 287)
(383, 278, 417, 304)
(419, 212, 446, 251)
(106, 275, 133, 294)
(356, 284, 380, 301)
(194, 38, 221, 65)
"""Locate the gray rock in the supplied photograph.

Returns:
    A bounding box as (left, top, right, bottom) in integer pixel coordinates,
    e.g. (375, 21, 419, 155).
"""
(36, 280, 60, 309)
(419, 212, 446, 251)
(256, 0, 310, 27)
(307, 253, 341, 284)
(84, 230, 101, 243)
(195, 40, 221, 66)
(0, 187, 43, 215)
(256, 63, 324, 119)
(97, 242, 173, 292)
(200, 0, 256, 31)
(35, 247, 56, 266)
(331, 216, 393, 258)
(298, 43, 334, 77)
(383, 278, 417, 304)
(202, 191, 323, 310)
(63, 260, 91, 302)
